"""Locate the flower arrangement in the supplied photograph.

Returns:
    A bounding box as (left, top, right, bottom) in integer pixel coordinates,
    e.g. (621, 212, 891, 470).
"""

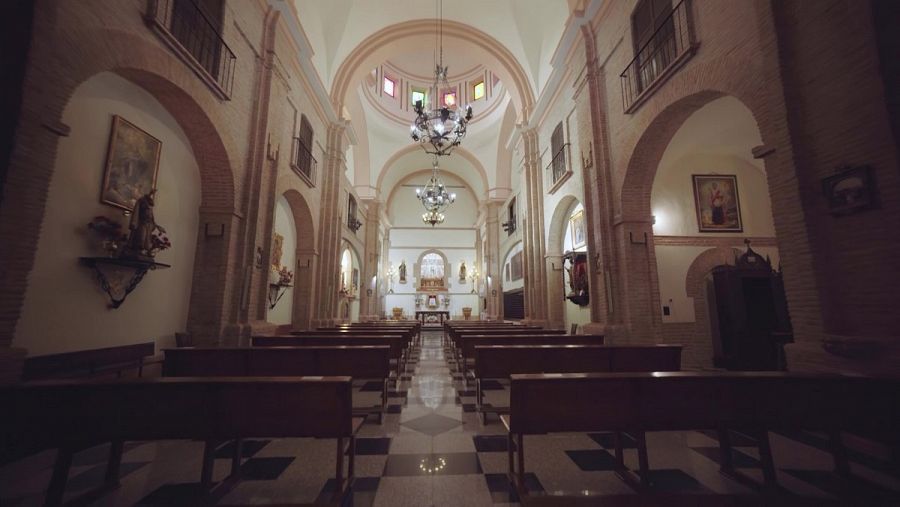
(150, 228, 172, 255)
(276, 266, 294, 286)
(88, 216, 127, 257)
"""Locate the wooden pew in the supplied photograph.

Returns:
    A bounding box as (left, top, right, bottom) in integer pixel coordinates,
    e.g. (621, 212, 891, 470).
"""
(0, 377, 362, 506)
(443, 320, 525, 346)
(472, 344, 680, 422)
(446, 326, 549, 366)
(326, 323, 422, 346)
(252, 334, 407, 382)
(501, 372, 900, 496)
(164, 346, 392, 421)
(452, 330, 572, 379)
(21, 342, 158, 380)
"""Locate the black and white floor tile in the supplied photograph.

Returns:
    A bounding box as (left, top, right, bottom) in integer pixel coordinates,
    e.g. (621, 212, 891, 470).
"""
(2, 330, 899, 506)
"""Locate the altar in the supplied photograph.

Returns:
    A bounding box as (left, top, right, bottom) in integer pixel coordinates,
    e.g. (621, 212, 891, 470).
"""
(415, 310, 450, 325)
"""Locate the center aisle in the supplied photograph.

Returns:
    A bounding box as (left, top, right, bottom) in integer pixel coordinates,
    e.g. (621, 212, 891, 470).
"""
(354, 328, 518, 507)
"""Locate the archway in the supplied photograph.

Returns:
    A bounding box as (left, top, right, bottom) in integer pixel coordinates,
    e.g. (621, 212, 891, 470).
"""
(682, 247, 741, 368)
(0, 27, 238, 350)
(546, 196, 590, 332)
(640, 96, 783, 367)
(338, 243, 361, 323)
(282, 190, 316, 330)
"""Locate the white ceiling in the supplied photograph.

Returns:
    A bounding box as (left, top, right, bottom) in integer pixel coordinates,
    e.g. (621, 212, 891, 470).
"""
(291, 0, 571, 100)
(289, 0, 576, 206)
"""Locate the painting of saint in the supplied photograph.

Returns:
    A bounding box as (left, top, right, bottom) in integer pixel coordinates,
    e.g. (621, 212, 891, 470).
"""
(569, 209, 586, 249)
(692, 175, 743, 233)
(101, 115, 162, 211)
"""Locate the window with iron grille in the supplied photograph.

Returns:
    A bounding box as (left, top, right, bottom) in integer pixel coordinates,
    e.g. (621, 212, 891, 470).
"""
(549, 122, 567, 185)
(292, 115, 316, 184)
(506, 197, 517, 236)
(148, 0, 236, 97)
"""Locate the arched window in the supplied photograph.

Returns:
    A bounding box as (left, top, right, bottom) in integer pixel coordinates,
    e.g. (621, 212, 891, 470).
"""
(293, 115, 316, 184)
(418, 252, 446, 290)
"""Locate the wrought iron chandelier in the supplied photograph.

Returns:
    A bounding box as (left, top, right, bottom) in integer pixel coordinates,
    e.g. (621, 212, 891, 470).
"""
(416, 157, 456, 227)
(409, 0, 473, 157)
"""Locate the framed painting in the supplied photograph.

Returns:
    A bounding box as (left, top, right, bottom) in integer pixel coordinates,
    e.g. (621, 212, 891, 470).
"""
(569, 209, 586, 249)
(505, 263, 510, 282)
(100, 115, 162, 211)
(692, 175, 743, 233)
(510, 251, 524, 281)
(822, 165, 875, 216)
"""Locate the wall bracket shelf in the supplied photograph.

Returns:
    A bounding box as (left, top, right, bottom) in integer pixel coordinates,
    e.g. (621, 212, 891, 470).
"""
(80, 257, 171, 309)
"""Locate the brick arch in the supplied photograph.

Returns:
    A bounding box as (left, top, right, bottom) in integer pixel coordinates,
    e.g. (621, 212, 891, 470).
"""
(0, 26, 239, 347)
(620, 90, 726, 222)
(546, 195, 581, 328)
(682, 247, 741, 368)
(282, 189, 316, 330)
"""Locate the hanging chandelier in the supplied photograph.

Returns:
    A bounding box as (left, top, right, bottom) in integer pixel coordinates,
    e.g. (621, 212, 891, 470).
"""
(409, 0, 473, 157)
(416, 157, 456, 227)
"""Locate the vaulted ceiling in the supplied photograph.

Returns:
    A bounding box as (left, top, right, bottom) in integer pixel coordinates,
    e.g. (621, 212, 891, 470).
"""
(289, 0, 576, 207)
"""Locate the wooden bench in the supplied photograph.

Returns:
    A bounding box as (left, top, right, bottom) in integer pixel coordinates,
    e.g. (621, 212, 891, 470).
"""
(501, 372, 900, 496)
(0, 377, 362, 506)
(164, 346, 392, 422)
(452, 331, 579, 380)
(252, 334, 407, 382)
(21, 342, 158, 381)
(326, 324, 422, 346)
(446, 327, 552, 367)
(472, 344, 679, 422)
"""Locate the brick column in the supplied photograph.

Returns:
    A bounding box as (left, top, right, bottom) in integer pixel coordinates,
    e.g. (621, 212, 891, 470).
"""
(520, 129, 549, 326)
(577, 26, 630, 340)
(312, 122, 349, 326)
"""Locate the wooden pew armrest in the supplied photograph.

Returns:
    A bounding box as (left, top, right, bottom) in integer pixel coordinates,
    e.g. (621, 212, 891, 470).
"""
(500, 414, 512, 433)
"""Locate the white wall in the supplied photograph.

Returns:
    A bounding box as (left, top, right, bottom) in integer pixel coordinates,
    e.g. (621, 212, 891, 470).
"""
(268, 195, 296, 325)
(13, 72, 201, 356)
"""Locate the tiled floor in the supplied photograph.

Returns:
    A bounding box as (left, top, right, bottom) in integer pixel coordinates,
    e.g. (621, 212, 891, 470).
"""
(2, 330, 899, 506)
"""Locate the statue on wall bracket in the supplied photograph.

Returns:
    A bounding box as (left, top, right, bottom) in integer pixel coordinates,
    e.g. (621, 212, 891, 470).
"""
(399, 260, 407, 284)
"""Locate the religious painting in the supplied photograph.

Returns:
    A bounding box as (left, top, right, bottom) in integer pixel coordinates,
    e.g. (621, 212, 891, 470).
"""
(505, 263, 510, 282)
(352, 268, 359, 292)
(510, 251, 524, 281)
(101, 115, 162, 211)
(270, 233, 284, 268)
(569, 209, 586, 249)
(692, 175, 743, 233)
(822, 165, 875, 216)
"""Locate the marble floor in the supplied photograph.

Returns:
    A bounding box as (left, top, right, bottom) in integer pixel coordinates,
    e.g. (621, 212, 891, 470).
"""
(2, 330, 899, 506)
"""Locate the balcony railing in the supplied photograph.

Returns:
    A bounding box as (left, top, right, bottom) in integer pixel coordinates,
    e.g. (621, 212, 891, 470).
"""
(146, 0, 236, 99)
(546, 143, 570, 187)
(292, 137, 317, 185)
(620, 0, 694, 113)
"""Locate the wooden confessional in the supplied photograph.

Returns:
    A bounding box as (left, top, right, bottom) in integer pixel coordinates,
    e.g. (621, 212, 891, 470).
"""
(707, 243, 793, 370)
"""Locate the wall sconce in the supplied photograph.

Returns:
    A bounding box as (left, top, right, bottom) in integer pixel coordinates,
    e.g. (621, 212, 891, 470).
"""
(347, 216, 362, 232)
(501, 219, 516, 233)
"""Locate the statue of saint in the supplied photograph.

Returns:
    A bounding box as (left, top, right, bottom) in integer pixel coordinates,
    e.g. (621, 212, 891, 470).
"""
(399, 260, 407, 283)
(459, 261, 467, 282)
(125, 190, 165, 260)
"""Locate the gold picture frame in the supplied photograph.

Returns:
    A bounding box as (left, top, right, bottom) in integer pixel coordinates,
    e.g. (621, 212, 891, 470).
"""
(569, 209, 586, 249)
(692, 174, 743, 233)
(100, 115, 162, 211)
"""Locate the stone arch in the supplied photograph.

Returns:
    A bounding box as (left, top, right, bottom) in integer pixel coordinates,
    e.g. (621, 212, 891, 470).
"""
(330, 19, 536, 122)
(283, 189, 316, 330)
(0, 25, 240, 346)
(546, 195, 581, 329)
(681, 247, 741, 368)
